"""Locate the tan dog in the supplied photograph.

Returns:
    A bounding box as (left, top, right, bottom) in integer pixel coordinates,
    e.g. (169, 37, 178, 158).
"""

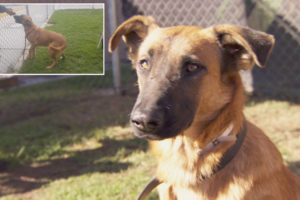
(14, 15, 67, 68)
(109, 16, 300, 200)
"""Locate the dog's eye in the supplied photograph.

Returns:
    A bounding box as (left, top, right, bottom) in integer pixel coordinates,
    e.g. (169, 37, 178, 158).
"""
(186, 63, 199, 72)
(184, 62, 205, 74)
(139, 59, 150, 70)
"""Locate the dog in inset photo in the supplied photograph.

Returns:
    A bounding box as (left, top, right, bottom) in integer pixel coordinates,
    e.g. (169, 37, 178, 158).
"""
(14, 14, 67, 69)
(109, 16, 300, 200)
(0, 5, 15, 15)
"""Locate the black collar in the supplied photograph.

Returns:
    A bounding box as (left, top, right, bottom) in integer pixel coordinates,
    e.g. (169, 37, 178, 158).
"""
(211, 121, 247, 176)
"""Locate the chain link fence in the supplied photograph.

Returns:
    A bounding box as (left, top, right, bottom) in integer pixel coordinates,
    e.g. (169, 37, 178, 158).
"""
(0, 5, 27, 74)
(0, 5, 55, 74)
(117, 0, 300, 101)
(1, 1, 299, 101)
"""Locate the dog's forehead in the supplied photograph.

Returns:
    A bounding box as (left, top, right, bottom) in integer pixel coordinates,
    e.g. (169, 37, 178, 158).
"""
(20, 15, 31, 20)
(139, 26, 217, 58)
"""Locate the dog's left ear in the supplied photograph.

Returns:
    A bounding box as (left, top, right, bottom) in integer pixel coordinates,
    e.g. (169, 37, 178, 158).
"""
(109, 15, 158, 61)
(214, 25, 275, 70)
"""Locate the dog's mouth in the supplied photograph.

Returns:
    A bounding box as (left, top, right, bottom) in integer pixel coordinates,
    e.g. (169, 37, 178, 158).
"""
(133, 131, 163, 140)
(130, 119, 190, 140)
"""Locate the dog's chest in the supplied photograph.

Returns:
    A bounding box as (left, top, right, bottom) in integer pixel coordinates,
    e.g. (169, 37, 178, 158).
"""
(172, 187, 203, 200)
(154, 139, 252, 200)
(172, 185, 250, 200)
(168, 178, 252, 200)
(155, 138, 201, 187)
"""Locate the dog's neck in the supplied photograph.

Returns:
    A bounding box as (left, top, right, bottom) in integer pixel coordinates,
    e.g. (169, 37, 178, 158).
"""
(24, 23, 38, 37)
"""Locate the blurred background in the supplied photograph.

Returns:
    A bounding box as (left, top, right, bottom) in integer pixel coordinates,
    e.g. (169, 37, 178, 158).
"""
(0, 0, 299, 200)
(108, 0, 300, 101)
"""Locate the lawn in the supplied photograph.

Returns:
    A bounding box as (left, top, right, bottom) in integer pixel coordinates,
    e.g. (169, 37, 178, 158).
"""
(19, 9, 103, 74)
(0, 74, 299, 200)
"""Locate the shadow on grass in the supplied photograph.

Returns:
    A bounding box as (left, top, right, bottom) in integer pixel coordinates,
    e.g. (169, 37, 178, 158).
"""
(0, 75, 142, 196)
(0, 137, 148, 196)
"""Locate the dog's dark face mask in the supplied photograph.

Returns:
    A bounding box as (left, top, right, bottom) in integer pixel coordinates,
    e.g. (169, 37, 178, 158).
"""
(13, 15, 23, 23)
(129, 30, 212, 140)
(109, 16, 275, 140)
(130, 53, 205, 139)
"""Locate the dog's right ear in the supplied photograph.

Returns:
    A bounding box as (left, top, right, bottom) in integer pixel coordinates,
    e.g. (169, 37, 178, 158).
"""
(108, 15, 158, 60)
(214, 24, 274, 71)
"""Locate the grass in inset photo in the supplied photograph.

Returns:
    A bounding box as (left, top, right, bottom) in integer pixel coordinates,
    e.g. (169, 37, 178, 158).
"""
(20, 9, 103, 74)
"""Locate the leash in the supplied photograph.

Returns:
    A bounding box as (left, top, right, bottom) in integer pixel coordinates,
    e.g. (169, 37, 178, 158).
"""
(136, 122, 247, 200)
(136, 177, 161, 200)
(23, 33, 26, 62)
(22, 28, 36, 61)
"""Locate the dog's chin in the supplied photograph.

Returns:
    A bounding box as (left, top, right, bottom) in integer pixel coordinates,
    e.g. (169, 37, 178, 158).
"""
(133, 131, 163, 140)
(132, 126, 183, 140)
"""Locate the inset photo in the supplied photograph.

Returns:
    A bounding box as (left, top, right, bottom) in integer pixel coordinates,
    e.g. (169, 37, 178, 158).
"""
(0, 4, 104, 75)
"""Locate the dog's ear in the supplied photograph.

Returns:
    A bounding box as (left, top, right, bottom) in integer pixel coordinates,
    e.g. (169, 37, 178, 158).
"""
(214, 25, 275, 70)
(108, 15, 158, 60)
(24, 16, 33, 26)
(24, 19, 31, 26)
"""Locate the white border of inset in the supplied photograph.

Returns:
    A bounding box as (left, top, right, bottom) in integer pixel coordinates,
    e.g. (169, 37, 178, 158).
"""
(0, 3, 105, 76)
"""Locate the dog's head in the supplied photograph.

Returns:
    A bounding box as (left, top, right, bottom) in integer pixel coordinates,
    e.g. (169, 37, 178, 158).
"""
(109, 16, 274, 140)
(14, 15, 33, 27)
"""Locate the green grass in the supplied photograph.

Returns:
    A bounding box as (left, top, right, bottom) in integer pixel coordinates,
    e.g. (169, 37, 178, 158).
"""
(19, 9, 103, 74)
(0, 76, 299, 199)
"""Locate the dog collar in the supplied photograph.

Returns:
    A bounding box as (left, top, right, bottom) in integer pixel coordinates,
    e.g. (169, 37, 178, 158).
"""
(199, 121, 247, 179)
(198, 123, 235, 157)
(25, 28, 35, 38)
(136, 122, 247, 200)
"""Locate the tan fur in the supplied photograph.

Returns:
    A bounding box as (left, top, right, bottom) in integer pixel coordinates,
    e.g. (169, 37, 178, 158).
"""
(109, 16, 300, 200)
(16, 15, 67, 68)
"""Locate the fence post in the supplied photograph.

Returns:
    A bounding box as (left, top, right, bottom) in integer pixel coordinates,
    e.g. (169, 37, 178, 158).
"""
(108, 0, 121, 95)
(26, 5, 29, 15)
(46, 5, 49, 19)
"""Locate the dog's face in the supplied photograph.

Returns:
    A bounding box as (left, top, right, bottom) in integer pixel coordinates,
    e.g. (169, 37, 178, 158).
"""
(109, 16, 274, 140)
(14, 15, 33, 27)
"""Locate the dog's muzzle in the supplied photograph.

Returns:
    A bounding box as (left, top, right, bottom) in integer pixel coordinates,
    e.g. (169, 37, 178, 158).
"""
(130, 109, 164, 139)
(13, 15, 22, 23)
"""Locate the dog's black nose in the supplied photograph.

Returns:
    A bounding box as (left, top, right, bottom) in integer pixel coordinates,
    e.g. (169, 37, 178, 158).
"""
(131, 111, 162, 133)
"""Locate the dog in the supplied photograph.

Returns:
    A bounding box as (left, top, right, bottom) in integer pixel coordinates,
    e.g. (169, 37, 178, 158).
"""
(14, 15, 67, 69)
(0, 5, 15, 15)
(109, 16, 300, 200)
